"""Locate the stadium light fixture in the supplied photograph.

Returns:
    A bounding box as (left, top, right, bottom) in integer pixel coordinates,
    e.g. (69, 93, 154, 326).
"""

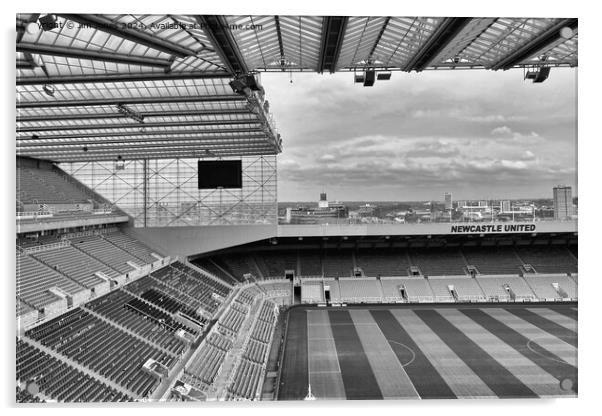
(116, 104, 145, 123)
(42, 84, 55, 97)
(377, 71, 392, 81)
(115, 155, 125, 170)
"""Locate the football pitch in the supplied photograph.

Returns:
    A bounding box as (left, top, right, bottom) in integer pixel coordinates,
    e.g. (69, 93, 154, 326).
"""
(277, 303, 577, 400)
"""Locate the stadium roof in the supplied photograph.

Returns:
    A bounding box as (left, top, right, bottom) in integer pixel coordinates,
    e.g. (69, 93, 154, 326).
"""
(16, 14, 577, 162)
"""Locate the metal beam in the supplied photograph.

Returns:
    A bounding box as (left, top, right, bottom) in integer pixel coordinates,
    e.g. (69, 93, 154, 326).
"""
(274, 16, 285, 69)
(196, 15, 248, 74)
(18, 129, 265, 141)
(17, 109, 252, 123)
(404, 17, 472, 72)
(17, 94, 245, 109)
(16, 59, 36, 69)
(19, 143, 275, 155)
(317, 16, 348, 73)
(16, 42, 174, 69)
(17, 118, 259, 132)
(16, 71, 231, 86)
(23, 148, 278, 163)
(58, 14, 194, 58)
(368, 17, 390, 61)
(18, 139, 273, 150)
(491, 18, 578, 70)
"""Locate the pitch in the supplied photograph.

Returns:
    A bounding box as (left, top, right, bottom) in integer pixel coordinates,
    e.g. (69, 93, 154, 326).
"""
(278, 303, 577, 400)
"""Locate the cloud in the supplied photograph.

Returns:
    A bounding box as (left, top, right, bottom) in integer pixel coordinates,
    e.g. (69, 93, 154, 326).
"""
(491, 126, 513, 136)
(263, 69, 576, 200)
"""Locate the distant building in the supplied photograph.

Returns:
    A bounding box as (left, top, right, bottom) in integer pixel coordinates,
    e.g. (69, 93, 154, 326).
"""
(444, 192, 452, 210)
(553, 185, 573, 220)
(286, 193, 348, 224)
(357, 203, 380, 218)
(318, 192, 328, 209)
(501, 200, 511, 213)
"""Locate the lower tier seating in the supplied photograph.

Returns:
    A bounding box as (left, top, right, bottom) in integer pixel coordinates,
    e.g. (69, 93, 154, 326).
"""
(17, 339, 132, 402)
(26, 309, 175, 397)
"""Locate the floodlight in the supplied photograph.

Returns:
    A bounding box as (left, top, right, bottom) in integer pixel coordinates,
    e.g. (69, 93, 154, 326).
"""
(43, 84, 55, 97)
(377, 71, 392, 81)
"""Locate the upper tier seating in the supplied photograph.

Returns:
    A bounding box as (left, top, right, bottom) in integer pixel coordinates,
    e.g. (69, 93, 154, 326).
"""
(253, 250, 297, 278)
(322, 250, 354, 277)
(299, 250, 322, 276)
(462, 246, 523, 275)
(17, 166, 91, 205)
(192, 258, 238, 285)
(356, 250, 410, 277)
(103, 232, 163, 264)
(515, 246, 578, 274)
(33, 246, 116, 287)
(410, 248, 467, 276)
(71, 235, 142, 274)
(214, 254, 257, 282)
(17, 253, 85, 308)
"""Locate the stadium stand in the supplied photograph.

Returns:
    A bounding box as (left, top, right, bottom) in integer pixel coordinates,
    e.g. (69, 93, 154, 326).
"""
(427, 276, 485, 302)
(71, 235, 144, 275)
(17, 166, 91, 206)
(355, 249, 410, 277)
(192, 258, 239, 286)
(85, 289, 190, 355)
(253, 250, 298, 278)
(379, 278, 405, 302)
(338, 278, 382, 302)
(17, 339, 131, 402)
(462, 246, 524, 275)
(17, 298, 38, 329)
(25, 309, 175, 397)
(213, 254, 258, 282)
(476, 275, 536, 300)
(300, 280, 324, 303)
(298, 250, 322, 276)
(515, 246, 578, 274)
(183, 332, 232, 388)
(410, 248, 467, 276)
(33, 245, 113, 290)
(151, 262, 230, 315)
(398, 278, 436, 301)
(103, 232, 163, 264)
(524, 274, 577, 299)
(17, 252, 85, 311)
(323, 250, 354, 277)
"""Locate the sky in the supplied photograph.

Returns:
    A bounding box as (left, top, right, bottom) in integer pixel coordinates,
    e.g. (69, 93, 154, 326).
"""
(260, 68, 577, 202)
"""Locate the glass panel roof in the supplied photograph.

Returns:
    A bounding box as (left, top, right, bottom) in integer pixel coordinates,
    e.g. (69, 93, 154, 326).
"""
(16, 15, 576, 162)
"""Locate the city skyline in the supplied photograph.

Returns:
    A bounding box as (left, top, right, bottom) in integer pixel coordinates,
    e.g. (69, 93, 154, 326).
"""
(263, 69, 577, 202)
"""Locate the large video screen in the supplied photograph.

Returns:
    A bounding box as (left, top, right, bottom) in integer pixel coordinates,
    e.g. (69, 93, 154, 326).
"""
(198, 160, 243, 189)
